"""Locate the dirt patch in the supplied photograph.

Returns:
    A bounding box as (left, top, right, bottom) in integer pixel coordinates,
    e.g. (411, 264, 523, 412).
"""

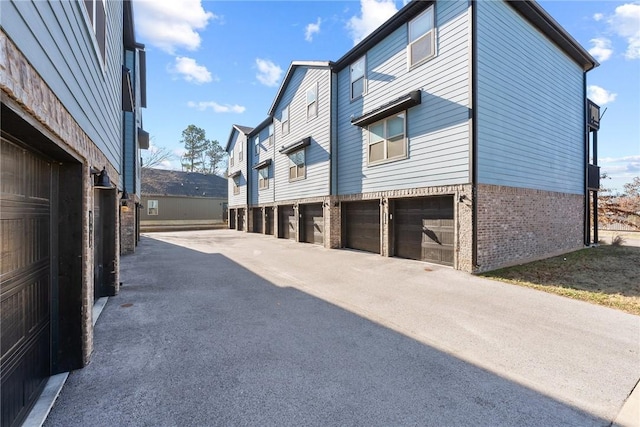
(481, 245, 640, 316)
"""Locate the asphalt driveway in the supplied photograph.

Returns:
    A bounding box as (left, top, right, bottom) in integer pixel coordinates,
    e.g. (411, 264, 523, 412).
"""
(44, 230, 639, 426)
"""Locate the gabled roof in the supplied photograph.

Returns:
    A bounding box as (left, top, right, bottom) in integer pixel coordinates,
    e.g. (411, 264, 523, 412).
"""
(225, 124, 253, 152)
(267, 61, 334, 116)
(141, 168, 228, 198)
(248, 117, 272, 138)
(334, 0, 597, 72)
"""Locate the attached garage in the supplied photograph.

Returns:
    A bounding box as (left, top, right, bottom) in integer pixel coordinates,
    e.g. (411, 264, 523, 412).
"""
(343, 200, 380, 253)
(229, 209, 236, 229)
(252, 208, 263, 234)
(1, 138, 52, 427)
(265, 207, 274, 235)
(237, 208, 245, 231)
(278, 205, 296, 240)
(301, 204, 323, 245)
(392, 196, 454, 266)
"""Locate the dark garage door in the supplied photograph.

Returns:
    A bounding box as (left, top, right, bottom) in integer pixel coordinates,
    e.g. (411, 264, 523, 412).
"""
(252, 208, 263, 234)
(278, 205, 295, 240)
(1, 138, 52, 427)
(229, 209, 236, 229)
(393, 196, 454, 266)
(265, 207, 274, 235)
(301, 204, 323, 245)
(344, 201, 380, 253)
(237, 208, 244, 231)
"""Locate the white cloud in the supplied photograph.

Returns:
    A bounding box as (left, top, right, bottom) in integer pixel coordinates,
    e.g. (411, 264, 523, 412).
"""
(608, 3, 640, 59)
(593, 13, 604, 22)
(587, 85, 618, 105)
(346, 0, 398, 45)
(588, 38, 613, 62)
(600, 155, 640, 164)
(171, 57, 215, 84)
(187, 101, 246, 113)
(133, 0, 216, 54)
(255, 58, 283, 87)
(305, 18, 322, 42)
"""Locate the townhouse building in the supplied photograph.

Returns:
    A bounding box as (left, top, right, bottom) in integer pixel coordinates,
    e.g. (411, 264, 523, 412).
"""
(1, 1, 146, 425)
(226, 0, 600, 273)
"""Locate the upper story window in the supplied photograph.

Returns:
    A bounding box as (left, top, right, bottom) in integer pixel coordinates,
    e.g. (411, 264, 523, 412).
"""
(288, 149, 306, 181)
(408, 6, 435, 68)
(258, 166, 269, 190)
(282, 105, 290, 136)
(254, 136, 260, 155)
(239, 141, 243, 162)
(147, 200, 158, 216)
(230, 150, 234, 167)
(368, 113, 406, 165)
(307, 84, 318, 120)
(83, 0, 107, 64)
(233, 178, 240, 195)
(350, 56, 366, 99)
(268, 124, 274, 146)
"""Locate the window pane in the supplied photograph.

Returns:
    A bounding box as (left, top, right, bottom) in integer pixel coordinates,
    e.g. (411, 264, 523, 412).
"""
(282, 107, 288, 121)
(289, 166, 297, 180)
(308, 101, 317, 118)
(409, 8, 433, 42)
(297, 164, 305, 177)
(388, 135, 405, 158)
(369, 123, 384, 143)
(352, 77, 364, 99)
(351, 57, 365, 80)
(410, 33, 433, 65)
(387, 114, 404, 138)
(369, 141, 384, 163)
(307, 86, 317, 103)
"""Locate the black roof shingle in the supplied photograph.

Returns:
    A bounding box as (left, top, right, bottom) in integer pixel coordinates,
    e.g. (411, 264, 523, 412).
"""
(141, 168, 227, 198)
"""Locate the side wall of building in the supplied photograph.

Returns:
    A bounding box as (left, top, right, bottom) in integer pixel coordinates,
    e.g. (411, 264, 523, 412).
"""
(227, 129, 249, 208)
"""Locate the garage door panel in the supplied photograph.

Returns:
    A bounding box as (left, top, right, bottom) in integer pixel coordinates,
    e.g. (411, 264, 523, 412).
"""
(345, 201, 380, 254)
(278, 206, 295, 240)
(302, 204, 323, 245)
(1, 138, 52, 427)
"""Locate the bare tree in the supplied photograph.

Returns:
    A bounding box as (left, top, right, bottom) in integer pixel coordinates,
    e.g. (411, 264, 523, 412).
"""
(141, 143, 176, 169)
(599, 175, 640, 230)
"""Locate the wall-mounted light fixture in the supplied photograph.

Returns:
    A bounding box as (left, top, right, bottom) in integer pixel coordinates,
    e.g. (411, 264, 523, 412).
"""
(120, 188, 130, 206)
(91, 167, 113, 189)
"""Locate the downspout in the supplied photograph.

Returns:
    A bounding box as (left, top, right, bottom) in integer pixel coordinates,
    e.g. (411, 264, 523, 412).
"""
(471, 0, 478, 270)
(583, 72, 590, 245)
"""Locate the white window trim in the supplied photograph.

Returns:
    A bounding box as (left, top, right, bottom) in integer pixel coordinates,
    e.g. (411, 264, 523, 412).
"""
(288, 148, 306, 182)
(282, 105, 290, 136)
(81, 0, 107, 69)
(239, 141, 243, 162)
(268, 124, 274, 146)
(254, 136, 260, 155)
(306, 83, 318, 121)
(407, 5, 436, 70)
(147, 199, 158, 216)
(366, 113, 407, 167)
(350, 56, 366, 100)
(233, 178, 240, 195)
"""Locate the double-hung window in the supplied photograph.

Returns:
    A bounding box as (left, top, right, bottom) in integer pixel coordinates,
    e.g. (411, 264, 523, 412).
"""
(230, 152, 234, 167)
(83, 0, 107, 64)
(233, 178, 240, 195)
(147, 200, 158, 216)
(258, 166, 269, 189)
(307, 84, 318, 120)
(288, 149, 305, 181)
(368, 113, 406, 165)
(254, 136, 260, 155)
(408, 6, 435, 67)
(239, 142, 243, 162)
(268, 124, 274, 146)
(282, 105, 290, 136)
(350, 56, 366, 99)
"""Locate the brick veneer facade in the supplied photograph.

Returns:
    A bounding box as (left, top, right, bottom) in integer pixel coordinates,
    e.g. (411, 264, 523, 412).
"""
(1, 31, 122, 365)
(475, 184, 584, 272)
(120, 204, 136, 255)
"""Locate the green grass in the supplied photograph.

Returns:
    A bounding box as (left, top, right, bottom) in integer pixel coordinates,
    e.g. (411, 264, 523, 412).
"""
(481, 245, 640, 316)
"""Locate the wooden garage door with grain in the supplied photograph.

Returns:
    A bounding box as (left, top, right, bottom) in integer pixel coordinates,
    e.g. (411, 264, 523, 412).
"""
(1, 138, 52, 427)
(344, 201, 380, 254)
(393, 196, 454, 266)
(237, 208, 245, 231)
(252, 208, 263, 234)
(265, 207, 274, 235)
(278, 205, 295, 240)
(302, 204, 323, 245)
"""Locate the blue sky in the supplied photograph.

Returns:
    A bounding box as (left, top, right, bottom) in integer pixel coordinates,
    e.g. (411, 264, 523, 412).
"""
(132, 0, 640, 194)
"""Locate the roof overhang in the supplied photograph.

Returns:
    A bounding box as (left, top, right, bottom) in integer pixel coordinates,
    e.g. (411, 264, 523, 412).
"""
(252, 158, 272, 169)
(224, 124, 254, 152)
(228, 170, 241, 179)
(279, 137, 311, 155)
(138, 127, 149, 149)
(351, 90, 421, 127)
(268, 61, 334, 116)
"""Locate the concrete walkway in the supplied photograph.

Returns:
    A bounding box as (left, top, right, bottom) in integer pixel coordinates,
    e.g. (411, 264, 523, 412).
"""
(44, 230, 639, 426)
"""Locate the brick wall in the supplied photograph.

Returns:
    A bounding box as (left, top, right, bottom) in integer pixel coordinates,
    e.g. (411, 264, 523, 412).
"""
(120, 204, 136, 255)
(476, 184, 584, 272)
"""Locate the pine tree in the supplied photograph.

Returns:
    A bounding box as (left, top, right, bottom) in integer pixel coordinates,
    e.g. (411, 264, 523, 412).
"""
(180, 125, 209, 172)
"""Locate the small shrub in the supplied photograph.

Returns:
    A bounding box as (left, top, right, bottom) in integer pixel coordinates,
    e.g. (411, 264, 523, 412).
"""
(611, 235, 626, 246)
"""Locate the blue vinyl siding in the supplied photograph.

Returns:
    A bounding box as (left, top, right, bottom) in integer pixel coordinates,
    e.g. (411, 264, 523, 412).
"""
(250, 122, 275, 205)
(273, 67, 331, 201)
(476, 0, 584, 194)
(337, 0, 471, 195)
(2, 0, 123, 171)
(227, 130, 248, 207)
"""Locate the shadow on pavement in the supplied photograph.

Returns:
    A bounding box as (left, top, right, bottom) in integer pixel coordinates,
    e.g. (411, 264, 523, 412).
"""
(44, 237, 608, 427)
